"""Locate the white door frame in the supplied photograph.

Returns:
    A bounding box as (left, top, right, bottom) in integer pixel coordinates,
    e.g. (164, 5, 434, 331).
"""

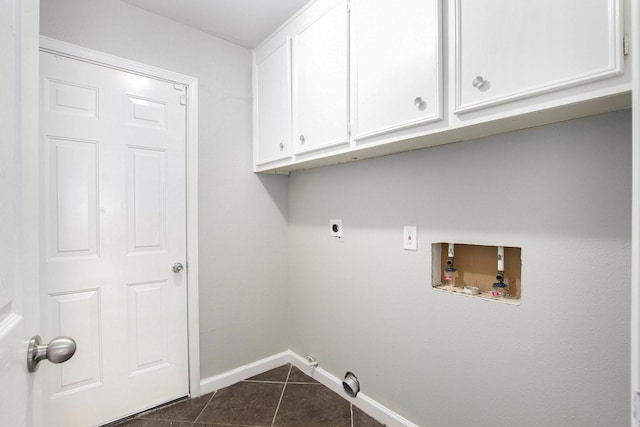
(631, 0, 639, 424)
(38, 36, 201, 399)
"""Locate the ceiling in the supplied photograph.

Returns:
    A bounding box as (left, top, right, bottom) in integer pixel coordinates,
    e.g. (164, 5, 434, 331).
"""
(122, 0, 311, 49)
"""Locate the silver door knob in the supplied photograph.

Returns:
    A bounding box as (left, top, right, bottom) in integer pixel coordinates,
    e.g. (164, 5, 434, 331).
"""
(299, 135, 305, 144)
(27, 335, 77, 372)
(172, 262, 184, 273)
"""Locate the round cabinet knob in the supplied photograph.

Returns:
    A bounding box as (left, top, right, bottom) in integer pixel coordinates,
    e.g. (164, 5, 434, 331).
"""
(472, 76, 490, 91)
(414, 97, 427, 111)
(299, 135, 305, 144)
(279, 142, 284, 151)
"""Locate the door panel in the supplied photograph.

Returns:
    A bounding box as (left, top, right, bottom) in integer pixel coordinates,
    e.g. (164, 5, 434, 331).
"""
(48, 290, 102, 395)
(45, 136, 99, 259)
(40, 51, 188, 426)
(127, 281, 168, 372)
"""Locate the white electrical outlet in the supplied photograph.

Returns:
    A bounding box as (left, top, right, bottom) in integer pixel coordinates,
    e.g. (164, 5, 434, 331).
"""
(403, 226, 417, 250)
(330, 219, 343, 238)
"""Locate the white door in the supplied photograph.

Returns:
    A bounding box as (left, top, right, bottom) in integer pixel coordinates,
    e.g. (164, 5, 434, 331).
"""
(255, 37, 292, 166)
(454, 0, 622, 113)
(0, 0, 41, 425)
(39, 51, 189, 426)
(351, 0, 441, 140)
(292, 0, 349, 154)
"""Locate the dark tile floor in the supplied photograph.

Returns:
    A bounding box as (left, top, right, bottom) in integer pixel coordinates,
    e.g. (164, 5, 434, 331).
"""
(114, 364, 385, 426)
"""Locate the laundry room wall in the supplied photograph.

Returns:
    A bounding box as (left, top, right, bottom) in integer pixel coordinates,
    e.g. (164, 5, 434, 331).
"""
(287, 109, 632, 426)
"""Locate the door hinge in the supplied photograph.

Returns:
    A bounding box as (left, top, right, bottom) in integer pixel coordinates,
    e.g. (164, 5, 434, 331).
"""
(173, 83, 186, 91)
(624, 33, 630, 56)
(179, 94, 187, 106)
(347, 0, 351, 12)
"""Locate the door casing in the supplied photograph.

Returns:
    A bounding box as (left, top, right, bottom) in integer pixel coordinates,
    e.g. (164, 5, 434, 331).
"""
(38, 36, 201, 400)
(0, 0, 41, 425)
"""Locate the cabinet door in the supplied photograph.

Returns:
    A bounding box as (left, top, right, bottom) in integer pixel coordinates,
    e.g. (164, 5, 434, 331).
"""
(255, 38, 291, 165)
(352, 0, 441, 140)
(293, 0, 349, 154)
(455, 0, 623, 113)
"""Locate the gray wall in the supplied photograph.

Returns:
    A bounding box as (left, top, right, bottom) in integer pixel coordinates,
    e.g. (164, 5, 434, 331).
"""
(40, 0, 290, 378)
(288, 110, 631, 427)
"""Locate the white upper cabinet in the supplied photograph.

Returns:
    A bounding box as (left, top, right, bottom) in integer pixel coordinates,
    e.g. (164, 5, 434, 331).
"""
(454, 0, 623, 114)
(292, 0, 350, 154)
(254, 38, 291, 165)
(351, 0, 442, 140)
(252, 0, 629, 173)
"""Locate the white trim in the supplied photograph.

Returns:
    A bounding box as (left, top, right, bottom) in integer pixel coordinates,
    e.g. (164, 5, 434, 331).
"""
(38, 36, 201, 397)
(630, 0, 640, 423)
(40, 37, 196, 86)
(200, 351, 291, 394)
(199, 350, 418, 427)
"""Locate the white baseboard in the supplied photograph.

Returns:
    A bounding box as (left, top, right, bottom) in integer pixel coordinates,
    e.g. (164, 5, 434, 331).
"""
(199, 351, 290, 395)
(199, 350, 417, 427)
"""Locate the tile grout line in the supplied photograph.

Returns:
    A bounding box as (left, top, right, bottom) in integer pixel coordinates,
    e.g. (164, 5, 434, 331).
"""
(270, 364, 293, 427)
(350, 403, 354, 427)
(191, 390, 218, 424)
